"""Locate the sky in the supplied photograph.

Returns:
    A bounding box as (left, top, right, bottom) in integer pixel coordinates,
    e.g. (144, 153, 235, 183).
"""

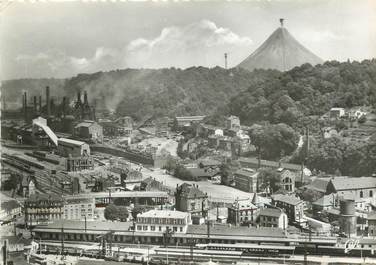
(1, 0, 375, 80)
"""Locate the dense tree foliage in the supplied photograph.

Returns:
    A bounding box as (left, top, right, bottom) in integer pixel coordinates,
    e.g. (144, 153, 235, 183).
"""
(248, 123, 299, 160)
(258, 168, 280, 193)
(228, 60, 376, 127)
(104, 204, 129, 221)
(294, 135, 376, 176)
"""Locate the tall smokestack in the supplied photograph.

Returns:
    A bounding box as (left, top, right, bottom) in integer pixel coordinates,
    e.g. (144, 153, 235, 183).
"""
(84, 91, 88, 105)
(24, 91, 27, 121)
(62, 97, 66, 117)
(77, 91, 81, 104)
(46, 86, 50, 117)
(33, 96, 37, 113)
(22, 93, 25, 111)
(39, 95, 42, 113)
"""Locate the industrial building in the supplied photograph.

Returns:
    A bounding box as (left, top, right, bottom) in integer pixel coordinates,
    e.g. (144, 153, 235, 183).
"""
(74, 120, 103, 143)
(57, 138, 90, 157)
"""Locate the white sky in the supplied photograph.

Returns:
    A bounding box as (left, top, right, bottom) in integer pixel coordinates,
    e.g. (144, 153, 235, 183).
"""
(1, 0, 375, 79)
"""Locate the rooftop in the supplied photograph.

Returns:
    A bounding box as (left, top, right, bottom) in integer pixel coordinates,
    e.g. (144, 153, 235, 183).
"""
(187, 224, 286, 238)
(75, 121, 98, 128)
(33, 220, 133, 233)
(26, 193, 64, 203)
(186, 168, 219, 178)
(234, 168, 258, 178)
(312, 194, 335, 207)
(272, 194, 303, 206)
(304, 178, 331, 193)
(138, 210, 189, 219)
(1, 200, 21, 211)
(329, 176, 376, 191)
(58, 138, 86, 146)
(231, 198, 257, 210)
(177, 183, 206, 199)
(238, 157, 302, 171)
(64, 197, 94, 204)
(259, 208, 284, 218)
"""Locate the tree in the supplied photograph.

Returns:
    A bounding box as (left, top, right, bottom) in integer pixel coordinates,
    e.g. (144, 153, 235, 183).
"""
(117, 206, 129, 221)
(174, 164, 193, 180)
(104, 204, 119, 221)
(131, 205, 147, 220)
(258, 168, 280, 193)
(248, 123, 299, 160)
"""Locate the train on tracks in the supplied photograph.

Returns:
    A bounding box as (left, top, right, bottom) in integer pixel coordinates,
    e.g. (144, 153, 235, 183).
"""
(196, 243, 295, 257)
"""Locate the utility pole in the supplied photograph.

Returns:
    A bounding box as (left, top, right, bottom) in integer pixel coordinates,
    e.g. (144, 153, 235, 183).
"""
(61, 226, 65, 256)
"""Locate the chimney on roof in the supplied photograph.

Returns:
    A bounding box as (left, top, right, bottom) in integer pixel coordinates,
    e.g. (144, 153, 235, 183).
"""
(280, 18, 284, 27)
(46, 86, 50, 117)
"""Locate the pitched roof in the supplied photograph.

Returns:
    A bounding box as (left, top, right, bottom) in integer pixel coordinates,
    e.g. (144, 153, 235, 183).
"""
(234, 168, 258, 178)
(312, 194, 335, 207)
(231, 198, 257, 210)
(27, 193, 63, 203)
(272, 194, 303, 206)
(280, 170, 296, 180)
(305, 178, 331, 193)
(178, 183, 206, 199)
(330, 177, 376, 191)
(238, 157, 301, 171)
(259, 208, 284, 218)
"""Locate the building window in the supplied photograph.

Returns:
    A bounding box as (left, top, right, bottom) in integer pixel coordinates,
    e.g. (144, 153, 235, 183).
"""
(151, 226, 155, 231)
(143, 226, 148, 231)
(360, 191, 363, 198)
(159, 226, 162, 231)
(180, 227, 183, 232)
(173, 227, 177, 232)
(137, 225, 142, 231)
(370, 190, 373, 197)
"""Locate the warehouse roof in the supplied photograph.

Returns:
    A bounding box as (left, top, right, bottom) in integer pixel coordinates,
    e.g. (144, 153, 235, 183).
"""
(329, 177, 376, 191)
(138, 210, 188, 219)
(187, 224, 285, 238)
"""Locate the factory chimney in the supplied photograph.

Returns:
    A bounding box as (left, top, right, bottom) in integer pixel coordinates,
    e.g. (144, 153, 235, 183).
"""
(62, 97, 66, 117)
(33, 96, 37, 113)
(23, 91, 27, 121)
(46, 86, 50, 117)
(84, 91, 88, 105)
(39, 95, 42, 113)
(77, 91, 82, 104)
